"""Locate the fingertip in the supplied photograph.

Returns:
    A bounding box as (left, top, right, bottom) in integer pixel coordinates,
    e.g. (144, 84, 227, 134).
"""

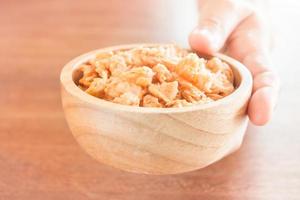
(248, 87, 275, 126)
(189, 28, 218, 55)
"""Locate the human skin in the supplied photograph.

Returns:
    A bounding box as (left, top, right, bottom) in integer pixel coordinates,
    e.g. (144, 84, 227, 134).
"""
(189, 0, 280, 126)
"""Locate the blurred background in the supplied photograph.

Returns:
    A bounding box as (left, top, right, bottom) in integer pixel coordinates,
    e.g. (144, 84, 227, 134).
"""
(0, 0, 299, 199)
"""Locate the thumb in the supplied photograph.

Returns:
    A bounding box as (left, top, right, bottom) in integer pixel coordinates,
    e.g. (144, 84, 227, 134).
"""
(189, 0, 253, 54)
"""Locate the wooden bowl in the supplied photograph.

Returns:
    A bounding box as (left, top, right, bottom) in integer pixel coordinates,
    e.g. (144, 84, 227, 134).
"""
(60, 44, 252, 175)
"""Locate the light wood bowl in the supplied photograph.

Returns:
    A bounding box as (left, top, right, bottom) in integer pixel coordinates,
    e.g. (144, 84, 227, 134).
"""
(60, 44, 252, 175)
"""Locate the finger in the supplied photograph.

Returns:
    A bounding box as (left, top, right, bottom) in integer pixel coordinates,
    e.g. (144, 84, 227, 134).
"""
(248, 73, 280, 125)
(227, 14, 280, 125)
(189, 0, 253, 54)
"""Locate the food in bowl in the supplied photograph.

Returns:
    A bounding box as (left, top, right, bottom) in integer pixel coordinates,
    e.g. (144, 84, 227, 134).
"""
(76, 45, 235, 108)
(61, 44, 253, 174)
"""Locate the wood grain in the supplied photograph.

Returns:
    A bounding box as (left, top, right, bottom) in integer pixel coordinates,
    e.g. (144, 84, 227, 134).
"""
(1, 0, 300, 199)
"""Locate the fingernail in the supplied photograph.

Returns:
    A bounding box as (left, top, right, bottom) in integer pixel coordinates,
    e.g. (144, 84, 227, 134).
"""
(193, 28, 221, 51)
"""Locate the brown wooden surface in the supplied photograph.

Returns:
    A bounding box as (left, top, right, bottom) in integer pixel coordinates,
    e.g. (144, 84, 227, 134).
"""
(0, 0, 299, 199)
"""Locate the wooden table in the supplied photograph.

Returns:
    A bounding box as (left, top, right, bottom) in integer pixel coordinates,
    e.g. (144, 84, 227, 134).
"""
(1, 0, 299, 199)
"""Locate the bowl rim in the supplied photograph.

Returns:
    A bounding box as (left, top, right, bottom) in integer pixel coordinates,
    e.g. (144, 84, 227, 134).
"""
(60, 43, 252, 113)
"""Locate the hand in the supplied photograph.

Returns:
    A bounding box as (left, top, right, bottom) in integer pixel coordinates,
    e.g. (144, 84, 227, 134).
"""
(189, 0, 280, 126)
